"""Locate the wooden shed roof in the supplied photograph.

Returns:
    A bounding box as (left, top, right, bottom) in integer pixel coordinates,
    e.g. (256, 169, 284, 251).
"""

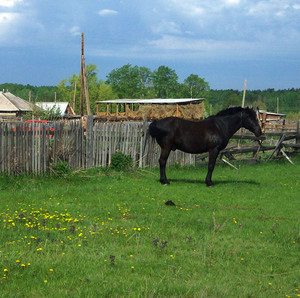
(96, 98, 204, 104)
(0, 92, 33, 112)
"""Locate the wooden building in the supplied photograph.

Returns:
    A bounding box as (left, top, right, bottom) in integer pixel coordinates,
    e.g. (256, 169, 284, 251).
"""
(258, 110, 286, 131)
(0, 91, 33, 117)
(35, 102, 75, 117)
(96, 98, 205, 121)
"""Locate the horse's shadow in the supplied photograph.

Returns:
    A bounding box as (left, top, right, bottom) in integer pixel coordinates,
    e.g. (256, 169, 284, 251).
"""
(168, 178, 260, 186)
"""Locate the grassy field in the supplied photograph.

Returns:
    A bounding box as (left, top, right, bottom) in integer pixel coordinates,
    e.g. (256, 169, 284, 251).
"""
(0, 157, 299, 297)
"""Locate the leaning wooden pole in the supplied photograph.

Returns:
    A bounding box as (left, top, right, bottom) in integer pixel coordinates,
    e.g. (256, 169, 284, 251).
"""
(82, 56, 92, 116)
(242, 79, 247, 108)
(73, 82, 77, 111)
(80, 33, 84, 116)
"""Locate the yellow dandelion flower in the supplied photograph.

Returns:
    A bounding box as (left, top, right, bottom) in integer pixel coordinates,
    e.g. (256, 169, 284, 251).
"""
(49, 269, 53, 272)
(44, 280, 48, 283)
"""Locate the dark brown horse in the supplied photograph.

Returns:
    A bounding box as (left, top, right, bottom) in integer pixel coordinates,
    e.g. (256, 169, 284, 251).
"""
(148, 106, 262, 186)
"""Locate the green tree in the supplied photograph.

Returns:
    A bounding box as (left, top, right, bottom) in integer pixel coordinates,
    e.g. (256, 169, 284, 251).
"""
(152, 66, 178, 98)
(183, 74, 210, 98)
(222, 93, 241, 109)
(106, 64, 152, 99)
(98, 81, 117, 106)
(252, 100, 267, 111)
(57, 64, 100, 114)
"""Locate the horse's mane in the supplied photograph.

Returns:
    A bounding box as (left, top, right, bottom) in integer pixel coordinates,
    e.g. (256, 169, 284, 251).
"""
(210, 106, 255, 118)
(215, 106, 244, 116)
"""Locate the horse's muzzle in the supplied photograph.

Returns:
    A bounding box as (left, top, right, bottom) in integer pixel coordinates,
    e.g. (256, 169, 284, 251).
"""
(255, 127, 262, 137)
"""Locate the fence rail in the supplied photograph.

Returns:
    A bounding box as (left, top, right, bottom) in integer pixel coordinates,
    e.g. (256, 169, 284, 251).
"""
(0, 118, 299, 175)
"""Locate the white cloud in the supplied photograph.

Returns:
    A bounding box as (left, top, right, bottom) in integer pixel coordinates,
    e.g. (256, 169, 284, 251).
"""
(70, 26, 81, 36)
(152, 20, 182, 35)
(148, 34, 254, 53)
(0, 0, 22, 7)
(0, 12, 22, 43)
(97, 9, 118, 16)
(223, 0, 240, 5)
(0, 12, 20, 22)
(247, 1, 286, 16)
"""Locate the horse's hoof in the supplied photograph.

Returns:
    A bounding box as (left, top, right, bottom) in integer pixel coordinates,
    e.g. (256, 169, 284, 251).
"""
(160, 180, 170, 185)
(206, 183, 214, 187)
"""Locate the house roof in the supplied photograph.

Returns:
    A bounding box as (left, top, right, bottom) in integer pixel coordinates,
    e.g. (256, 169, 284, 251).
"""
(35, 102, 75, 116)
(0, 91, 33, 112)
(259, 110, 286, 117)
(96, 98, 205, 104)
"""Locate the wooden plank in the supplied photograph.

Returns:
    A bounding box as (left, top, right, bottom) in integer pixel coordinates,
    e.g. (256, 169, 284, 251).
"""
(86, 115, 93, 168)
(0, 124, 3, 172)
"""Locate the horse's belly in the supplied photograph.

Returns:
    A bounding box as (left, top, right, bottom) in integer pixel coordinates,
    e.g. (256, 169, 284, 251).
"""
(176, 143, 208, 154)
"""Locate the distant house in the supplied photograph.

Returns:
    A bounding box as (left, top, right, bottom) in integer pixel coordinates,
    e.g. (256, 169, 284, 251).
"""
(0, 91, 33, 117)
(35, 102, 75, 117)
(258, 110, 286, 131)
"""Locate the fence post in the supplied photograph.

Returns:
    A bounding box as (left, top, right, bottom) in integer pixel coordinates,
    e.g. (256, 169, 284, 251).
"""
(86, 115, 94, 168)
(296, 121, 300, 145)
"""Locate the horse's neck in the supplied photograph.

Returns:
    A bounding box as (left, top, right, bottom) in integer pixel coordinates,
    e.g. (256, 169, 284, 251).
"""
(222, 113, 243, 138)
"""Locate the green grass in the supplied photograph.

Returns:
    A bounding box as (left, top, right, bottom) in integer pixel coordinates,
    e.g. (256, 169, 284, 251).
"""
(0, 157, 299, 297)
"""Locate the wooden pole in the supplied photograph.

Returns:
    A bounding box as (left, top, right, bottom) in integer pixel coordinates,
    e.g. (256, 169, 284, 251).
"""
(80, 33, 84, 116)
(54, 92, 56, 103)
(277, 97, 279, 114)
(242, 79, 247, 108)
(29, 91, 31, 103)
(82, 56, 92, 116)
(296, 121, 300, 145)
(73, 82, 77, 112)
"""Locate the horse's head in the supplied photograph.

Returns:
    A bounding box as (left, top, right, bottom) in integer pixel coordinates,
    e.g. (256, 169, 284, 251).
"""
(242, 107, 262, 137)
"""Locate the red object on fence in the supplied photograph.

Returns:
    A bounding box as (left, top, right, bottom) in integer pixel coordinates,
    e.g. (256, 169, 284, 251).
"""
(12, 120, 55, 133)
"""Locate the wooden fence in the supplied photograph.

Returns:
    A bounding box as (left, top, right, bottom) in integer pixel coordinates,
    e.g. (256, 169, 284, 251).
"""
(0, 118, 299, 175)
(0, 118, 195, 174)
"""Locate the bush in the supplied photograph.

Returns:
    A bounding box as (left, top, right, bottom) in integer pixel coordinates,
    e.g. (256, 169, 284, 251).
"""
(110, 152, 133, 171)
(51, 161, 70, 176)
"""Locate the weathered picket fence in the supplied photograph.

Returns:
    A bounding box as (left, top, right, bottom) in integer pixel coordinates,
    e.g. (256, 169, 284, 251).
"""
(1, 118, 298, 175)
(0, 118, 195, 174)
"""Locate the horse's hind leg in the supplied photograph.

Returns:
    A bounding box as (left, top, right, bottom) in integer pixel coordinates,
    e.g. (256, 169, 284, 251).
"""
(159, 148, 171, 185)
(205, 148, 219, 187)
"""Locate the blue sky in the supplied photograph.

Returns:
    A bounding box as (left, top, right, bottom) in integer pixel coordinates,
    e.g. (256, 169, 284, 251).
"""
(1, 0, 300, 90)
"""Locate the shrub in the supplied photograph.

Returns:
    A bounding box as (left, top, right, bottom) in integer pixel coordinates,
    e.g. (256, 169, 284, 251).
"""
(110, 152, 133, 171)
(51, 161, 70, 176)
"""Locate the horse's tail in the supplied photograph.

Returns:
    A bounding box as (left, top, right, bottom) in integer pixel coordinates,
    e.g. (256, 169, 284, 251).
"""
(142, 120, 167, 155)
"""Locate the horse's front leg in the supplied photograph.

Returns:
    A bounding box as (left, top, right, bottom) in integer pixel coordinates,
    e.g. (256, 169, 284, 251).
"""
(205, 148, 219, 187)
(159, 148, 171, 185)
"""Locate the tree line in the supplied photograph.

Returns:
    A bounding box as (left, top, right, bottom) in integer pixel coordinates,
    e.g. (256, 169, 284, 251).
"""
(1, 63, 299, 120)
